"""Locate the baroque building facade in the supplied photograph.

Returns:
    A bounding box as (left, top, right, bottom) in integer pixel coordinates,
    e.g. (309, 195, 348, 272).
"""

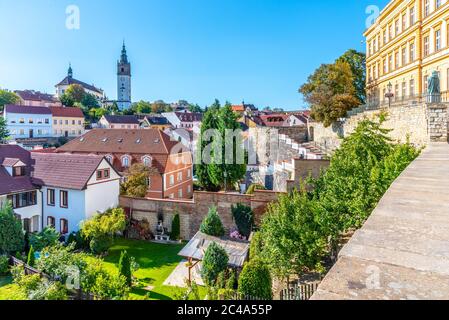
(365, 0, 449, 106)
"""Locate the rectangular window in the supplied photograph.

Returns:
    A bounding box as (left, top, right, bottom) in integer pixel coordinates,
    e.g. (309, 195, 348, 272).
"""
(104, 169, 110, 179)
(425, 0, 430, 17)
(402, 47, 407, 66)
(402, 13, 407, 30)
(47, 189, 55, 206)
(177, 172, 182, 182)
(60, 190, 68, 208)
(19, 118, 24, 124)
(60, 219, 68, 235)
(395, 52, 399, 69)
(187, 169, 191, 178)
(410, 43, 415, 61)
(72, 120, 75, 125)
(436, 0, 442, 9)
(29, 118, 33, 124)
(169, 175, 175, 186)
(395, 19, 399, 36)
(436, 29, 441, 51)
(13, 166, 24, 177)
(383, 29, 387, 45)
(402, 82, 407, 99)
(7, 191, 36, 209)
(178, 189, 183, 198)
(383, 59, 387, 74)
(45, 119, 49, 124)
(97, 170, 103, 180)
(410, 79, 415, 97)
(424, 75, 429, 93)
(47, 216, 55, 228)
(410, 7, 415, 25)
(424, 36, 430, 56)
(54, 119, 57, 125)
(395, 84, 399, 100)
(389, 55, 393, 71)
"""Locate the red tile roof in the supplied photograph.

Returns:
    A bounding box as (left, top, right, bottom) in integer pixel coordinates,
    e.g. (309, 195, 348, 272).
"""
(175, 112, 203, 122)
(49, 107, 84, 118)
(30, 153, 107, 190)
(15, 90, 57, 102)
(258, 114, 289, 127)
(4, 105, 52, 115)
(0, 145, 36, 196)
(232, 105, 245, 112)
(56, 129, 188, 173)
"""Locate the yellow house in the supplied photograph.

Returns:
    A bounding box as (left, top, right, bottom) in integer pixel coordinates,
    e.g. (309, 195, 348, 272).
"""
(141, 116, 173, 131)
(365, 0, 449, 107)
(50, 107, 85, 137)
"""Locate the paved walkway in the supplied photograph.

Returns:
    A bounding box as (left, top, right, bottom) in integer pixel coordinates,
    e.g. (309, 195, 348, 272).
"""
(163, 260, 204, 288)
(312, 143, 449, 300)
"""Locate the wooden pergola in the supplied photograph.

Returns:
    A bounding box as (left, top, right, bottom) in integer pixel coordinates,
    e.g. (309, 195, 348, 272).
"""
(178, 232, 250, 284)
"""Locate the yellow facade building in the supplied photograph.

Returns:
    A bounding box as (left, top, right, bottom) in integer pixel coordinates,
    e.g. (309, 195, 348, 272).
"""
(365, 0, 449, 106)
(49, 107, 85, 137)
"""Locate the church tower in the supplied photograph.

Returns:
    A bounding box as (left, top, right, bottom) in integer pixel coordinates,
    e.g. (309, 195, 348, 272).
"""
(117, 41, 132, 110)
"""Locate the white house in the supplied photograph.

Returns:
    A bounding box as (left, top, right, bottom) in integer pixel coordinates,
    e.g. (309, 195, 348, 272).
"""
(162, 112, 202, 129)
(0, 145, 121, 235)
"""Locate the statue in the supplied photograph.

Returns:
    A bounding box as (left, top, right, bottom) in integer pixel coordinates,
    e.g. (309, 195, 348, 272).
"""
(427, 71, 441, 103)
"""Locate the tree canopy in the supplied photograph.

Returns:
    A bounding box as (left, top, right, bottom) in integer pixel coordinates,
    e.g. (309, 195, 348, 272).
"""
(120, 163, 158, 198)
(0, 117, 10, 142)
(0, 89, 19, 111)
(299, 49, 365, 127)
(196, 100, 247, 191)
(0, 202, 24, 254)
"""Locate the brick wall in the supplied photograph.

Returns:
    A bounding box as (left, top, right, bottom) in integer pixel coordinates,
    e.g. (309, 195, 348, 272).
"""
(120, 190, 283, 240)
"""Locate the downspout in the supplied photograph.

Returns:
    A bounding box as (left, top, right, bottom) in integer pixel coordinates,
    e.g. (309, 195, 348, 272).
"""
(40, 189, 44, 232)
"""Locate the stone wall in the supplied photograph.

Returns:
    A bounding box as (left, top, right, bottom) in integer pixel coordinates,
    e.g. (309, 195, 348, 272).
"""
(310, 103, 448, 150)
(120, 190, 283, 240)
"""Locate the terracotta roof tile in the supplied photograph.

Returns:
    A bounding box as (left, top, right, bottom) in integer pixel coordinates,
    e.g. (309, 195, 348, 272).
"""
(49, 107, 84, 118)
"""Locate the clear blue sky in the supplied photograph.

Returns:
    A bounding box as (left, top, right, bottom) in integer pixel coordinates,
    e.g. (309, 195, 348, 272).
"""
(0, 0, 389, 110)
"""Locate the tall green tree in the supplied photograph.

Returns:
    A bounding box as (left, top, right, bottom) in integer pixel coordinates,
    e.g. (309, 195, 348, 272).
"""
(0, 117, 10, 142)
(0, 202, 25, 254)
(238, 259, 272, 299)
(196, 100, 247, 191)
(200, 206, 225, 237)
(131, 101, 152, 114)
(201, 242, 229, 286)
(0, 89, 19, 111)
(65, 84, 86, 103)
(118, 250, 132, 287)
(81, 93, 100, 109)
(260, 190, 327, 279)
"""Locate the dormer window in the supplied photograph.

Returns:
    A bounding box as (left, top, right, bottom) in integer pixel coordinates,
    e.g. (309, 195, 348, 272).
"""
(142, 156, 152, 167)
(121, 155, 130, 168)
(105, 154, 114, 164)
(13, 166, 25, 177)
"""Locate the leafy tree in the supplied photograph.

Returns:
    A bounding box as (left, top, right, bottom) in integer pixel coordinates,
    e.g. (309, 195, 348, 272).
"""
(300, 59, 361, 127)
(118, 250, 132, 287)
(0, 117, 10, 142)
(0, 89, 19, 110)
(201, 242, 229, 286)
(81, 93, 100, 109)
(197, 100, 247, 191)
(311, 117, 420, 254)
(0, 202, 24, 254)
(121, 163, 158, 198)
(171, 213, 181, 240)
(337, 49, 366, 103)
(29, 227, 60, 251)
(238, 259, 272, 299)
(260, 190, 327, 279)
(88, 107, 109, 122)
(231, 203, 254, 238)
(0, 255, 9, 275)
(27, 246, 35, 267)
(65, 84, 86, 103)
(81, 208, 127, 254)
(131, 100, 152, 114)
(60, 93, 75, 107)
(188, 104, 203, 113)
(200, 206, 225, 237)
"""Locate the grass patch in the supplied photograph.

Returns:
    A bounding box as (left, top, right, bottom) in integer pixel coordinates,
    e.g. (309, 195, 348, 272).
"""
(0, 276, 25, 300)
(88, 238, 205, 300)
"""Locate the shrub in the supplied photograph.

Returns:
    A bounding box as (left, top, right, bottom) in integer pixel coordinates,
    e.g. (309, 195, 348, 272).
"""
(246, 184, 266, 195)
(226, 269, 237, 290)
(29, 227, 60, 251)
(231, 204, 254, 238)
(67, 231, 88, 250)
(200, 206, 225, 237)
(89, 236, 112, 255)
(0, 202, 24, 254)
(118, 250, 132, 287)
(0, 255, 9, 275)
(27, 246, 35, 267)
(249, 231, 264, 260)
(238, 259, 272, 300)
(28, 280, 68, 301)
(171, 213, 181, 240)
(201, 242, 228, 286)
(81, 208, 126, 255)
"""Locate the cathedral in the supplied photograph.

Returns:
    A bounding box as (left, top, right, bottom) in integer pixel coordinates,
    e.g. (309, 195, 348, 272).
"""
(117, 42, 132, 110)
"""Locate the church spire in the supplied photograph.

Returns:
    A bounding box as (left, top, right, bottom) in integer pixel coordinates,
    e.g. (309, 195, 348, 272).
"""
(121, 41, 128, 64)
(68, 63, 73, 78)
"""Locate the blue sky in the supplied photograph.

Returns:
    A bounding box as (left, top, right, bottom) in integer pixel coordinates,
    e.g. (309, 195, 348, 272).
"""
(0, 0, 389, 110)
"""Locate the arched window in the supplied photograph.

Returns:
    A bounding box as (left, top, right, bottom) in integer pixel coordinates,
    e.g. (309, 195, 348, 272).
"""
(122, 155, 130, 168)
(142, 156, 152, 167)
(105, 154, 114, 164)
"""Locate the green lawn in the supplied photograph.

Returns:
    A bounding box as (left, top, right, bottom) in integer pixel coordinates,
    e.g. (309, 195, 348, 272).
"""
(89, 238, 205, 300)
(0, 238, 203, 300)
(0, 276, 25, 300)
